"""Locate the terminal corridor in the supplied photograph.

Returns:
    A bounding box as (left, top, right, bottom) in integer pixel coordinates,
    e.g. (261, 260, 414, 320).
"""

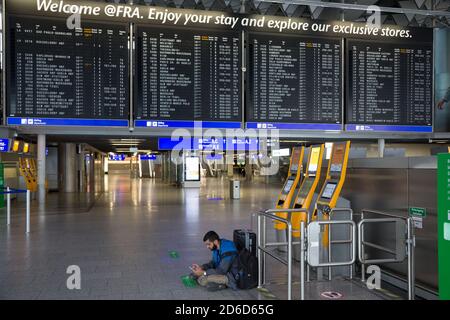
(0, 175, 384, 300)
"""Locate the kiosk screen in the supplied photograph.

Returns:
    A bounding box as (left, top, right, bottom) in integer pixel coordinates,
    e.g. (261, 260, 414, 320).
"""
(322, 183, 337, 199)
(283, 179, 295, 194)
(298, 179, 314, 200)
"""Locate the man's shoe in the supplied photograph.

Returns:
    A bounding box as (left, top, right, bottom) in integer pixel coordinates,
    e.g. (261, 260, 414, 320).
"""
(206, 283, 227, 292)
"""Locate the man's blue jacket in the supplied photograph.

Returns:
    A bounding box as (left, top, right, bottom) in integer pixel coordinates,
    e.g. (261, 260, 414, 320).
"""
(201, 239, 239, 289)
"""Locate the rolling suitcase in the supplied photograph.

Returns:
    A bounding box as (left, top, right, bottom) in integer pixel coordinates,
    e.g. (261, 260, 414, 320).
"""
(233, 229, 257, 256)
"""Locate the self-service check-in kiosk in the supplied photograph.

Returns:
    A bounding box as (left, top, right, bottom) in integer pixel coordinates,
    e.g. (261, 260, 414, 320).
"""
(290, 144, 325, 260)
(313, 141, 351, 278)
(274, 147, 305, 248)
(19, 158, 37, 192)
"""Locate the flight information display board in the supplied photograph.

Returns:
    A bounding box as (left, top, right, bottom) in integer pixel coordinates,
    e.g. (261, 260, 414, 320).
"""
(6, 17, 129, 127)
(247, 33, 342, 130)
(135, 26, 242, 129)
(346, 40, 433, 132)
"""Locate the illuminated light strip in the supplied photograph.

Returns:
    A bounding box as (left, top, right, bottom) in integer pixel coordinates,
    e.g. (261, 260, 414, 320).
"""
(345, 124, 433, 133)
(7, 117, 129, 127)
(246, 122, 342, 130)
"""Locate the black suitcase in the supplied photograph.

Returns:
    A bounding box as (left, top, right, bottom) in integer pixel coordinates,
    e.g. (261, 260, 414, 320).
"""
(233, 229, 257, 256)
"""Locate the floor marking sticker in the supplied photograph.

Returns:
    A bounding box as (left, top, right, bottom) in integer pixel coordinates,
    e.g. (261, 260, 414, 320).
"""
(320, 291, 343, 299)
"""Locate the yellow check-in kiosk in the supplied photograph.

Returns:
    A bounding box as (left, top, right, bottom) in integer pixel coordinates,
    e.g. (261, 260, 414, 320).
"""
(291, 145, 325, 234)
(313, 141, 351, 278)
(274, 147, 305, 247)
(19, 157, 37, 192)
(313, 141, 351, 219)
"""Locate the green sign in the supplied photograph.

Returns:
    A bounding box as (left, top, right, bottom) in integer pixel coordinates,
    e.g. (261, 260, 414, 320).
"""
(437, 154, 450, 300)
(409, 207, 427, 217)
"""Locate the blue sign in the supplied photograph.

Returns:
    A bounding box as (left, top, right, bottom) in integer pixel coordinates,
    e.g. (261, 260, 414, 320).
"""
(7, 118, 129, 127)
(246, 122, 342, 130)
(109, 154, 126, 161)
(345, 124, 433, 133)
(140, 154, 156, 160)
(135, 120, 241, 129)
(0, 139, 9, 152)
(158, 137, 260, 151)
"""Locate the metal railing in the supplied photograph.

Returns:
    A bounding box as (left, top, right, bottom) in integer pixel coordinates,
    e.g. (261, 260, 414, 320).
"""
(257, 208, 309, 300)
(327, 208, 354, 280)
(257, 208, 355, 300)
(358, 209, 416, 300)
(307, 220, 357, 268)
(1, 187, 31, 233)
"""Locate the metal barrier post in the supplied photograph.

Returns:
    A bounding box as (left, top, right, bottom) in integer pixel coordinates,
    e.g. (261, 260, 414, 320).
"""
(257, 213, 263, 288)
(287, 223, 292, 300)
(7, 187, 11, 226)
(262, 213, 267, 285)
(26, 190, 30, 233)
(328, 221, 331, 281)
(361, 212, 365, 282)
(300, 221, 305, 300)
(407, 218, 415, 300)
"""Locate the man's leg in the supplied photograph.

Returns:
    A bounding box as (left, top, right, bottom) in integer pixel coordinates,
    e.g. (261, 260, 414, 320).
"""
(197, 275, 229, 291)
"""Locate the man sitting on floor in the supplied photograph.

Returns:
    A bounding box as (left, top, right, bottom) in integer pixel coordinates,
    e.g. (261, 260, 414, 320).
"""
(190, 230, 239, 291)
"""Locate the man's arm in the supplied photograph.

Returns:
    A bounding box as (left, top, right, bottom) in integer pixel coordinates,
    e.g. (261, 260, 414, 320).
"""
(205, 253, 235, 276)
(201, 260, 214, 271)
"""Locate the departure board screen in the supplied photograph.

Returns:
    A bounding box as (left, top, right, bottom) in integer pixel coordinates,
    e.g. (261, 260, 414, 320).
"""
(346, 40, 433, 132)
(7, 17, 129, 126)
(247, 33, 342, 130)
(135, 27, 242, 128)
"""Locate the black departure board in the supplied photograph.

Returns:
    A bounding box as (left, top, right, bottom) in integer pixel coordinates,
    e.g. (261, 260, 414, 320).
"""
(136, 27, 242, 124)
(247, 33, 342, 128)
(347, 40, 432, 129)
(7, 17, 129, 120)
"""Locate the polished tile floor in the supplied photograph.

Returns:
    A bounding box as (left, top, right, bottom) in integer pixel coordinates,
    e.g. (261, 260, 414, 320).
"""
(0, 174, 384, 300)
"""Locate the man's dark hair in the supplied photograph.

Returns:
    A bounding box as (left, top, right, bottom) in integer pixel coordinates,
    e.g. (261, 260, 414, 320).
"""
(203, 231, 220, 242)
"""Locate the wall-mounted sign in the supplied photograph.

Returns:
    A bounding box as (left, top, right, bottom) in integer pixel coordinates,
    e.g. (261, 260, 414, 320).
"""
(0, 139, 10, 152)
(109, 154, 126, 161)
(140, 154, 156, 161)
(185, 156, 200, 181)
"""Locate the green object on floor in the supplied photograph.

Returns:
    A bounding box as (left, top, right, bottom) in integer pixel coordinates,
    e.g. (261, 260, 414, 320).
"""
(181, 275, 197, 288)
(169, 250, 179, 258)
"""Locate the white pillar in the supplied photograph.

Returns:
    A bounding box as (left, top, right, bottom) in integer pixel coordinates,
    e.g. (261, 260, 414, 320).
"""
(64, 143, 77, 192)
(378, 138, 385, 158)
(37, 134, 46, 203)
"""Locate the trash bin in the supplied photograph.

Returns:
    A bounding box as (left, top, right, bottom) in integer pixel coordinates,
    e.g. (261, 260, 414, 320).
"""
(230, 180, 240, 199)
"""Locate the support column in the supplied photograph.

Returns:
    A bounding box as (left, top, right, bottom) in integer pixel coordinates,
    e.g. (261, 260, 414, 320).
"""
(78, 144, 85, 192)
(378, 138, 385, 158)
(64, 143, 77, 193)
(37, 134, 46, 203)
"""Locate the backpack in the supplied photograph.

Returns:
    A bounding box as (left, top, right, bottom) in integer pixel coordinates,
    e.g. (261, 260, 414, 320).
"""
(235, 248, 258, 290)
